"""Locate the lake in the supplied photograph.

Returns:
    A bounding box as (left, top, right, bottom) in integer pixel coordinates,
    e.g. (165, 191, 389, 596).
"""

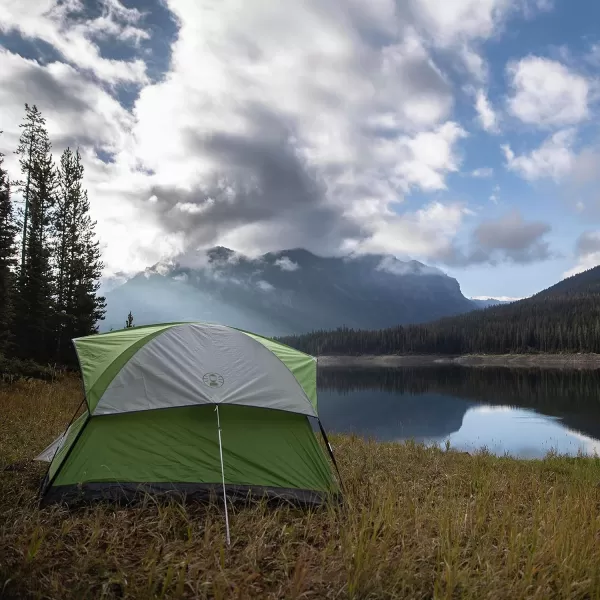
(316, 366, 600, 458)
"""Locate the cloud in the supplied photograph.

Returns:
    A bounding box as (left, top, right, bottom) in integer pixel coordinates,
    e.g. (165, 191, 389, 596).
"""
(585, 43, 600, 66)
(471, 167, 494, 178)
(0, 48, 177, 278)
(351, 201, 470, 260)
(0, 49, 134, 152)
(564, 231, 600, 278)
(474, 89, 499, 132)
(502, 129, 575, 181)
(140, 108, 360, 256)
(256, 280, 275, 292)
(0, 0, 555, 278)
(474, 211, 551, 261)
(1, 0, 149, 84)
(490, 184, 500, 204)
(459, 45, 488, 81)
(506, 57, 589, 128)
(472, 295, 523, 301)
(575, 231, 600, 256)
(124, 2, 472, 263)
(441, 210, 552, 266)
(275, 257, 300, 272)
(409, 0, 550, 85)
(376, 255, 444, 276)
(411, 0, 514, 45)
(410, 0, 552, 49)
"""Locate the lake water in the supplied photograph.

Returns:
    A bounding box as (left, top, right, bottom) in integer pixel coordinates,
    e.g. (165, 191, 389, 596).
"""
(316, 366, 600, 458)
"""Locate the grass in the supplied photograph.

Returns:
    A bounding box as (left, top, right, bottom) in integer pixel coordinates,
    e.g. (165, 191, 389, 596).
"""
(2, 379, 600, 599)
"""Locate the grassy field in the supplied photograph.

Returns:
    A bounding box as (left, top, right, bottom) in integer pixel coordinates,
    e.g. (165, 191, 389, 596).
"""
(2, 378, 600, 599)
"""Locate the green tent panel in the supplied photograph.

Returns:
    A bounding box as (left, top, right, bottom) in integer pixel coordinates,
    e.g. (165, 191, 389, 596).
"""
(46, 405, 333, 504)
(37, 322, 339, 507)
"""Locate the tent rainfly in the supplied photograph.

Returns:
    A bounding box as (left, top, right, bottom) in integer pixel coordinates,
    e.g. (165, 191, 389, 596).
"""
(37, 323, 341, 538)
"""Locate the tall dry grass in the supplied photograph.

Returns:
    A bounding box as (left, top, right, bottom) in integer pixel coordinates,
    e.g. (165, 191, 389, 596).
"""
(2, 377, 600, 599)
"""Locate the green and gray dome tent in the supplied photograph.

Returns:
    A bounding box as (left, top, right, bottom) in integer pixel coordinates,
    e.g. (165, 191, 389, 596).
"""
(37, 322, 341, 517)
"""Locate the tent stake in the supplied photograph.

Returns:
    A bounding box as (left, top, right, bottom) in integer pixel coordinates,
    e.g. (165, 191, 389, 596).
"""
(215, 405, 231, 546)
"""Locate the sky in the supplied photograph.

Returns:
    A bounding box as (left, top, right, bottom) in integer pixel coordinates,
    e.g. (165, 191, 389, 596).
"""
(1, 0, 600, 299)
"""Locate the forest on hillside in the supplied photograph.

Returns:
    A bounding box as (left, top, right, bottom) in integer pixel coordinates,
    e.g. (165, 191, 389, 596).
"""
(278, 291, 600, 356)
(0, 105, 105, 373)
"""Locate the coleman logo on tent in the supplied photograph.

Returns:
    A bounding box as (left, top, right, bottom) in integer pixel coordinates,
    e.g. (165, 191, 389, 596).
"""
(202, 372, 224, 388)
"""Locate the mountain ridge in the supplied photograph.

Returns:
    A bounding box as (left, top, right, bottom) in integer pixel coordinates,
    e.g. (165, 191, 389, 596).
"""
(103, 246, 477, 335)
(278, 264, 600, 355)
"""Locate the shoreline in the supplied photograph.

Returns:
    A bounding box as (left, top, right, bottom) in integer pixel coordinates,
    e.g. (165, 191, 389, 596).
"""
(317, 353, 600, 370)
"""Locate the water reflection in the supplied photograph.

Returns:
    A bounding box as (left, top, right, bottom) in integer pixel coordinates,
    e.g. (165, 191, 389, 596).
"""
(317, 366, 600, 458)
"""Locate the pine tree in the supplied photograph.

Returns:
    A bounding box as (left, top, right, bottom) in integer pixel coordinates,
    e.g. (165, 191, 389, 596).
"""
(53, 147, 80, 359)
(53, 148, 105, 362)
(68, 186, 106, 339)
(16, 134, 57, 362)
(0, 136, 18, 356)
(125, 311, 134, 328)
(15, 104, 48, 274)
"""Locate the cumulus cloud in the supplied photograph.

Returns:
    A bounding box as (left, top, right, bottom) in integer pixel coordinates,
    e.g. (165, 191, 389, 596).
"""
(0, 48, 177, 277)
(506, 57, 589, 128)
(472, 295, 522, 301)
(0, 49, 134, 153)
(275, 257, 300, 272)
(0, 0, 556, 278)
(474, 211, 551, 261)
(475, 89, 499, 132)
(1, 0, 149, 84)
(412, 0, 513, 45)
(502, 129, 575, 181)
(376, 255, 444, 276)
(564, 231, 600, 278)
(410, 0, 550, 85)
(471, 167, 494, 178)
(121, 2, 475, 262)
(440, 210, 552, 266)
(490, 184, 500, 204)
(351, 201, 470, 260)
(256, 280, 275, 292)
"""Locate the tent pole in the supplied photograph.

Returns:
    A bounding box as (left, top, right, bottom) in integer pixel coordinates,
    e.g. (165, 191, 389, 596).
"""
(215, 405, 231, 546)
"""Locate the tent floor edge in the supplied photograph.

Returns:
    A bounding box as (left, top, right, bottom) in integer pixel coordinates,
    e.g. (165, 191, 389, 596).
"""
(41, 482, 342, 508)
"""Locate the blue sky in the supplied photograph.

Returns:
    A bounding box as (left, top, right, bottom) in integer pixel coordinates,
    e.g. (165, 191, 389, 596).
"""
(1, 0, 600, 299)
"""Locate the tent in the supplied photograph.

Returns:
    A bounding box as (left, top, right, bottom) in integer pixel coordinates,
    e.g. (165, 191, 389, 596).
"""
(37, 322, 341, 523)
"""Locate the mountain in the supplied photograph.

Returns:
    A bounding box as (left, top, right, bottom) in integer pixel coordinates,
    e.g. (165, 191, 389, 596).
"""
(103, 247, 476, 335)
(535, 265, 600, 297)
(470, 298, 514, 309)
(279, 265, 600, 355)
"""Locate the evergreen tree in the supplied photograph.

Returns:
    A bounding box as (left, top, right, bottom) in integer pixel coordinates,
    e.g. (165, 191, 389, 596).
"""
(125, 311, 134, 328)
(54, 148, 106, 362)
(16, 134, 57, 362)
(0, 137, 18, 356)
(15, 104, 48, 273)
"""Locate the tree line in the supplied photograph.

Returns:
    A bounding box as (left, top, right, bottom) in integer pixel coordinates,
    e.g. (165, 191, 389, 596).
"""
(278, 288, 600, 356)
(0, 104, 105, 368)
